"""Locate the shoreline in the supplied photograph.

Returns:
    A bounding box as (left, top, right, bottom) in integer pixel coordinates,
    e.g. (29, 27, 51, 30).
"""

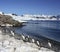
(0, 26, 60, 52)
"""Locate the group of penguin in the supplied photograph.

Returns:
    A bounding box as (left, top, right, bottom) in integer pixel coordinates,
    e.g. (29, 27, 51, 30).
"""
(11, 30, 52, 48)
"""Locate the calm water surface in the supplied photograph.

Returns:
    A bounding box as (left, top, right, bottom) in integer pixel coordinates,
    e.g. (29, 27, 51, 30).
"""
(14, 21, 60, 42)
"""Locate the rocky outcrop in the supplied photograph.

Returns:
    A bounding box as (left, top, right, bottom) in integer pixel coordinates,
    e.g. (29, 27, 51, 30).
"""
(0, 14, 22, 27)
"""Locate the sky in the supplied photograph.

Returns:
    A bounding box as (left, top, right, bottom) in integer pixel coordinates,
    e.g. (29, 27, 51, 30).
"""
(0, 0, 60, 15)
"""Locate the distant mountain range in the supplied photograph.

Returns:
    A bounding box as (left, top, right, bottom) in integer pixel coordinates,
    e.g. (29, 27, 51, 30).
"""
(0, 12, 60, 23)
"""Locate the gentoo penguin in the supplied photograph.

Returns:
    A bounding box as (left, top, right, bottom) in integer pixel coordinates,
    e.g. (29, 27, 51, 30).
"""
(48, 41, 51, 47)
(32, 38, 35, 43)
(22, 35, 25, 40)
(36, 40, 41, 49)
(27, 35, 29, 38)
(25, 35, 30, 42)
(11, 31, 14, 36)
(36, 41, 40, 46)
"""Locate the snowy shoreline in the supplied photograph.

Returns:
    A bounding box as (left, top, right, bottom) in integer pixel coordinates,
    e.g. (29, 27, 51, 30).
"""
(0, 27, 60, 52)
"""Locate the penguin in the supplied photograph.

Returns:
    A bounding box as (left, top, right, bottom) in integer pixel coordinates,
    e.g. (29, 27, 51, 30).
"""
(27, 35, 29, 38)
(35, 40, 41, 50)
(25, 36, 29, 42)
(48, 41, 51, 47)
(22, 35, 25, 40)
(32, 38, 35, 43)
(11, 31, 15, 36)
(36, 41, 40, 46)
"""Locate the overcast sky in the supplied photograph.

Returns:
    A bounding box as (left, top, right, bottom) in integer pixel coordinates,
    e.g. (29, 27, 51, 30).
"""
(0, 0, 60, 15)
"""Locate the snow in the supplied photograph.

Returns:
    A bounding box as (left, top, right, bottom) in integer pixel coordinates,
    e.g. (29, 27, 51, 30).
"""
(0, 12, 3, 14)
(11, 15, 58, 23)
(0, 12, 59, 23)
(0, 29, 55, 52)
(4, 14, 56, 23)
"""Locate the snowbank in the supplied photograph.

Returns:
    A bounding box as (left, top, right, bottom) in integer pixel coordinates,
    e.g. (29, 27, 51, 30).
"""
(0, 29, 55, 52)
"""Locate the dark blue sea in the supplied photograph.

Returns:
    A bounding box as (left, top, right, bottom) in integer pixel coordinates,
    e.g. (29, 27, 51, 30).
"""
(14, 20, 60, 42)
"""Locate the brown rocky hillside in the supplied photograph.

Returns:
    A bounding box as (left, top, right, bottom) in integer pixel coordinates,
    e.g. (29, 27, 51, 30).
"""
(0, 14, 22, 26)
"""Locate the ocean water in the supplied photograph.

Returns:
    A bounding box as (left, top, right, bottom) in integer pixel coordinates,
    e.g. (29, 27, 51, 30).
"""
(14, 20, 60, 42)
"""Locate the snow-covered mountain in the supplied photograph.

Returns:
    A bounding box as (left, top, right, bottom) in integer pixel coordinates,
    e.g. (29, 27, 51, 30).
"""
(0, 12, 60, 22)
(9, 14, 60, 22)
